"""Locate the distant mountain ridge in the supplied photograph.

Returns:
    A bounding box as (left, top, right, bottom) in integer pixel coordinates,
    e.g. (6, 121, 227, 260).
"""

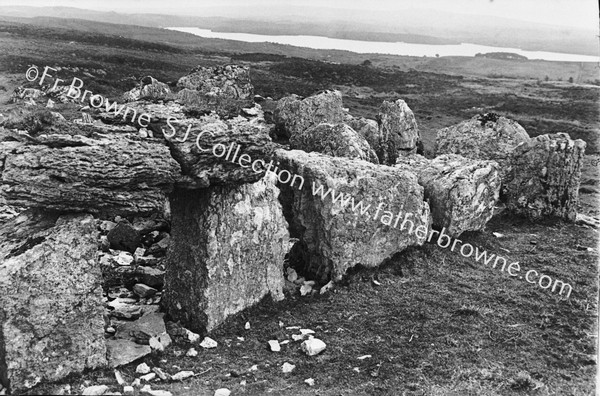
(0, 5, 597, 56)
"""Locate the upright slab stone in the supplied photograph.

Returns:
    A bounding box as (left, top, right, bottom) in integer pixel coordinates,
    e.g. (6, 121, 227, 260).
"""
(276, 149, 431, 282)
(0, 211, 106, 393)
(163, 174, 289, 333)
(504, 133, 586, 221)
(396, 154, 501, 237)
(376, 99, 420, 164)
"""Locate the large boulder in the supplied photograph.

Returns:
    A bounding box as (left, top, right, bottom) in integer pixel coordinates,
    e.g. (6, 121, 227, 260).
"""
(290, 122, 378, 163)
(176, 64, 254, 118)
(396, 154, 501, 236)
(376, 99, 420, 164)
(123, 76, 172, 102)
(0, 136, 180, 216)
(504, 133, 585, 221)
(164, 113, 275, 188)
(435, 113, 531, 180)
(276, 149, 431, 282)
(274, 90, 345, 139)
(162, 173, 289, 333)
(177, 64, 253, 100)
(0, 212, 106, 393)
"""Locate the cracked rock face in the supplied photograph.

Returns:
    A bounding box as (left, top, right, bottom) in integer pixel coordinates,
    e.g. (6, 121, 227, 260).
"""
(376, 99, 420, 164)
(0, 211, 106, 393)
(504, 133, 586, 221)
(290, 122, 379, 164)
(162, 173, 289, 333)
(276, 149, 431, 282)
(397, 154, 501, 237)
(274, 90, 345, 139)
(0, 136, 180, 217)
(434, 113, 531, 180)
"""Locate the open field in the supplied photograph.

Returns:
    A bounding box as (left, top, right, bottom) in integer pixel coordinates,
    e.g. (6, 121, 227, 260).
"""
(0, 17, 598, 396)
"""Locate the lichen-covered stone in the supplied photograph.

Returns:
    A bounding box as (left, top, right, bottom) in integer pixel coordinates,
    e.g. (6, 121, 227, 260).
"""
(504, 133, 585, 221)
(162, 173, 289, 333)
(175, 64, 254, 117)
(290, 123, 378, 163)
(276, 149, 431, 282)
(274, 90, 345, 139)
(376, 99, 420, 164)
(177, 64, 254, 100)
(435, 113, 531, 179)
(0, 211, 106, 392)
(397, 154, 501, 236)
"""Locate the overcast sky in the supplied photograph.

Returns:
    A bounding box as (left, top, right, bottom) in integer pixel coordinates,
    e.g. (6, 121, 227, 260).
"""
(0, 0, 597, 30)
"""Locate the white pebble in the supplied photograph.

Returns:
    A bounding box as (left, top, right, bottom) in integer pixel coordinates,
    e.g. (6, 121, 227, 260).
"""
(301, 338, 327, 356)
(200, 336, 218, 349)
(268, 340, 281, 352)
(136, 363, 151, 374)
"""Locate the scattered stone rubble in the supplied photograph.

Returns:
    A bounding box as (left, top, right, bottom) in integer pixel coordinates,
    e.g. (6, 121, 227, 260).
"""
(0, 63, 588, 393)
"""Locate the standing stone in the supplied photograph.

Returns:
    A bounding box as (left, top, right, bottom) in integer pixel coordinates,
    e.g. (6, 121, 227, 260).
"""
(290, 123, 378, 164)
(396, 154, 501, 237)
(376, 99, 420, 164)
(162, 173, 289, 333)
(503, 133, 586, 221)
(276, 149, 431, 282)
(435, 113, 531, 180)
(274, 90, 345, 139)
(0, 212, 106, 392)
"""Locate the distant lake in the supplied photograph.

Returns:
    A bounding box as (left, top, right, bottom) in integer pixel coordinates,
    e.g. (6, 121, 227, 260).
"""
(167, 27, 599, 63)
